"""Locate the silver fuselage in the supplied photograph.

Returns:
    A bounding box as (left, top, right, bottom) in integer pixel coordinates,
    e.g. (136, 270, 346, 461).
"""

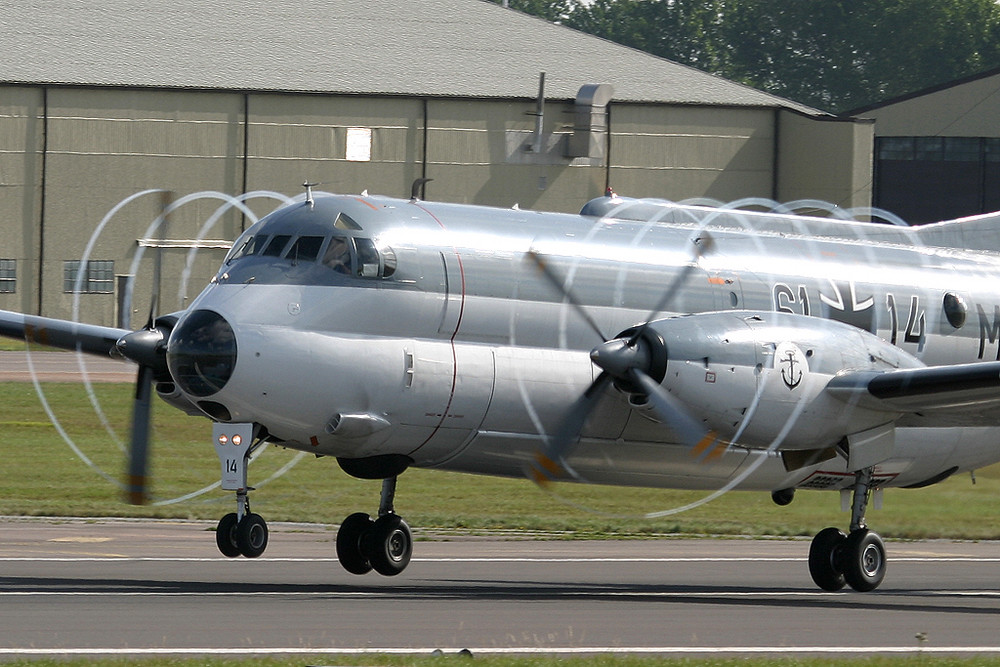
(169, 193, 1000, 493)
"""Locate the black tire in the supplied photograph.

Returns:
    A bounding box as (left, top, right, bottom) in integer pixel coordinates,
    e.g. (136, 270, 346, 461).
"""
(236, 513, 268, 558)
(366, 514, 413, 576)
(842, 529, 886, 592)
(336, 512, 374, 575)
(215, 512, 241, 558)
(808, 527, 847, 591)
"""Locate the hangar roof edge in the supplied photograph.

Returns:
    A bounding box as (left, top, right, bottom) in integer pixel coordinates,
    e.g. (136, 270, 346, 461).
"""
(0, 0, 824, 116)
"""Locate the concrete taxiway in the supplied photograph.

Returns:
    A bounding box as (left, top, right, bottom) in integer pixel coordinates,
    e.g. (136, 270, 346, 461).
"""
(1, 517, 998, 658)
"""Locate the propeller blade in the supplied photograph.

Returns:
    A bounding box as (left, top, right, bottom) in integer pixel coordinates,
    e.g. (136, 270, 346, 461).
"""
(527, 372, 612, 486)
(526, 249, 607, 342)
(126, 364, 154, 505)
(629, 368, 721, 457)
(525, 234, 714, 486)
(149, 191, 172, 326)
(628, 233, 712, 346)
(144, 294, 159, 331)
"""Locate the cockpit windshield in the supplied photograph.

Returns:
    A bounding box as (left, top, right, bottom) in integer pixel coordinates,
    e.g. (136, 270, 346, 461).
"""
(218, 204, 395, 286)
(261, 235, 291, 257)
(288, 235, 324, 262)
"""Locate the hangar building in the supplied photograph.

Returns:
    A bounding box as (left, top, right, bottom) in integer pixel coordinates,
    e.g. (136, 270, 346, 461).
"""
(1, 0, 874, 324)
(851, 67, 1000, 224)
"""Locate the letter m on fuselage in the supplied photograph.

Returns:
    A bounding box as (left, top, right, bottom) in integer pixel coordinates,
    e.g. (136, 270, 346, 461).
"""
(978, 304, 1000, 359)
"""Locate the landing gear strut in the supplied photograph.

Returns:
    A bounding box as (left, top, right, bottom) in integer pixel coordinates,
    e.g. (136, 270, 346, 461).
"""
(336, 475, 413, 576)
(808, 467, 887, 592)
(212, 424, 269, 559)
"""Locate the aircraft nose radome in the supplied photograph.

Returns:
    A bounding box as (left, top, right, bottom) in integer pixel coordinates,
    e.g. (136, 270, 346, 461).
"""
(166, 309, 237, 398)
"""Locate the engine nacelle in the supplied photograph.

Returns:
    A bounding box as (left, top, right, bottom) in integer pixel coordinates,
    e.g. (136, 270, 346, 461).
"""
(644, 311, 924, 451)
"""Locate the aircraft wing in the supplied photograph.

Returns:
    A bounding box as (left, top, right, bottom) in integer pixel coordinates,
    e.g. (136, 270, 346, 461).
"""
(827, 362, 1000, 427)
(0, 309, 129, 357)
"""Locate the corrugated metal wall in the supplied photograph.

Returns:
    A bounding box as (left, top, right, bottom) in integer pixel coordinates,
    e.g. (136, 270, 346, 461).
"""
(609, 105, 776, 202)
(0, 87, 44, 315)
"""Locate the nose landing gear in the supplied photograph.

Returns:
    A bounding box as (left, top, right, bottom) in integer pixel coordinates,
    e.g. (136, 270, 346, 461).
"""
(336, 476, 414, 576)
(212, 424, 270, 559)
(808, 467, 887, 592)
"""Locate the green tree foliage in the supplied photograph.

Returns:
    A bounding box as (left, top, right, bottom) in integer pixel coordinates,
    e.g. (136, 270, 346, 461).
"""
(488, 0, 574, 22)
(563, 0, 728, 71)
(718, 0, 1000, 111)
(492, 0, 1000, 113)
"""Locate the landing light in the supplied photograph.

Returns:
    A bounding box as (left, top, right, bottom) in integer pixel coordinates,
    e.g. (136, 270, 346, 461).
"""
(217, 433, 243, 446)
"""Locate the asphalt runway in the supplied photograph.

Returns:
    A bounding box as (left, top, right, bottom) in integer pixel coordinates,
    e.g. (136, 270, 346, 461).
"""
(1, 518, 999, 659)
(0, 350, 136, 382)
(2, 353, 1000, 658)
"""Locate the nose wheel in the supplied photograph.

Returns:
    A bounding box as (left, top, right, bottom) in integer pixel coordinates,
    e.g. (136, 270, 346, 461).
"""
(215, 503, 269, 559)
(336, 476, 413, 576)
(808, 467, 887, 592)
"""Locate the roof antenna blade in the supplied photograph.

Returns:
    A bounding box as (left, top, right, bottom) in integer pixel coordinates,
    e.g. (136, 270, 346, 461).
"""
(410, 178, 433, 202)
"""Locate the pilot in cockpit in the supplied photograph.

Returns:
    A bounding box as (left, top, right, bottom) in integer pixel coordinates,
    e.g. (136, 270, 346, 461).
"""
(322, 236, 352, 275)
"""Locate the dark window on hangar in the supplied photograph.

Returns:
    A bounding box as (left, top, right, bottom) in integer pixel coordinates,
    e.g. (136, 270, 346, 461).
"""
(63, 260, 114, 293)
(875, 137, 1000, 224)
(0, 259, 15, 293)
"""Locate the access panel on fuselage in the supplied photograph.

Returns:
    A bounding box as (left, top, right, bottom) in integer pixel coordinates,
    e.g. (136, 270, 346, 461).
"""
(398, 339, 496, 465)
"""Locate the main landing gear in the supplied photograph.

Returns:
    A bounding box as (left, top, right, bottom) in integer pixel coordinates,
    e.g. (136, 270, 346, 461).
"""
(335, 476, 414, 576)
(808, 467, 887, 592)
(212, 424, 270, 559)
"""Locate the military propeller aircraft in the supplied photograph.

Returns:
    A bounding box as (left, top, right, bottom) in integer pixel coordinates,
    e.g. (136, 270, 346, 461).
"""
(4, 183, 1000, 593)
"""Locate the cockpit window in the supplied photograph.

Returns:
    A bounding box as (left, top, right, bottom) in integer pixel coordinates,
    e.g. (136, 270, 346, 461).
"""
(219, 211, 397, 285)
(261, 234, 292, 257)
(334, 212, 362, 231)
(286, 235, 324, 263)
(382, 246, 397, 278)
(355, 238, 380, 278)
(226, 234, 269, 264)
(322, 235, 353, 274)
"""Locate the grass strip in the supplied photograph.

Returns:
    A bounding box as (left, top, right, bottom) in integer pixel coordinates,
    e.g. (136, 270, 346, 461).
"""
(0, 381, 998, 539)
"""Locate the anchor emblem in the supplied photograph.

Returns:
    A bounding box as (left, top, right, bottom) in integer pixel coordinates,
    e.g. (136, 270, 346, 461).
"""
(775, 342, 808, 391)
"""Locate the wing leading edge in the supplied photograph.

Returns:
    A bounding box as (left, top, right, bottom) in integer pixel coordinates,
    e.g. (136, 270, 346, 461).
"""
(0, 309, 129, 357)
(827, 362, 1000, 427)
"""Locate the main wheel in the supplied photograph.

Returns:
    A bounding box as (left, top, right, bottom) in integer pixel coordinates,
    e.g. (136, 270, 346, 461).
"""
(215, 512, 241, 558)
(336, 512, 374, 575)
(842, 529, 886, 592)
(808, 527, 847, 591)
(236, 513, 268, 558)
(365, 514, 413, 576)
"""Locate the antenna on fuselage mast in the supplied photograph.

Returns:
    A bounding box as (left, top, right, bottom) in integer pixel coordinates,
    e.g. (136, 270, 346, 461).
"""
(303, 181, 319, 209)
